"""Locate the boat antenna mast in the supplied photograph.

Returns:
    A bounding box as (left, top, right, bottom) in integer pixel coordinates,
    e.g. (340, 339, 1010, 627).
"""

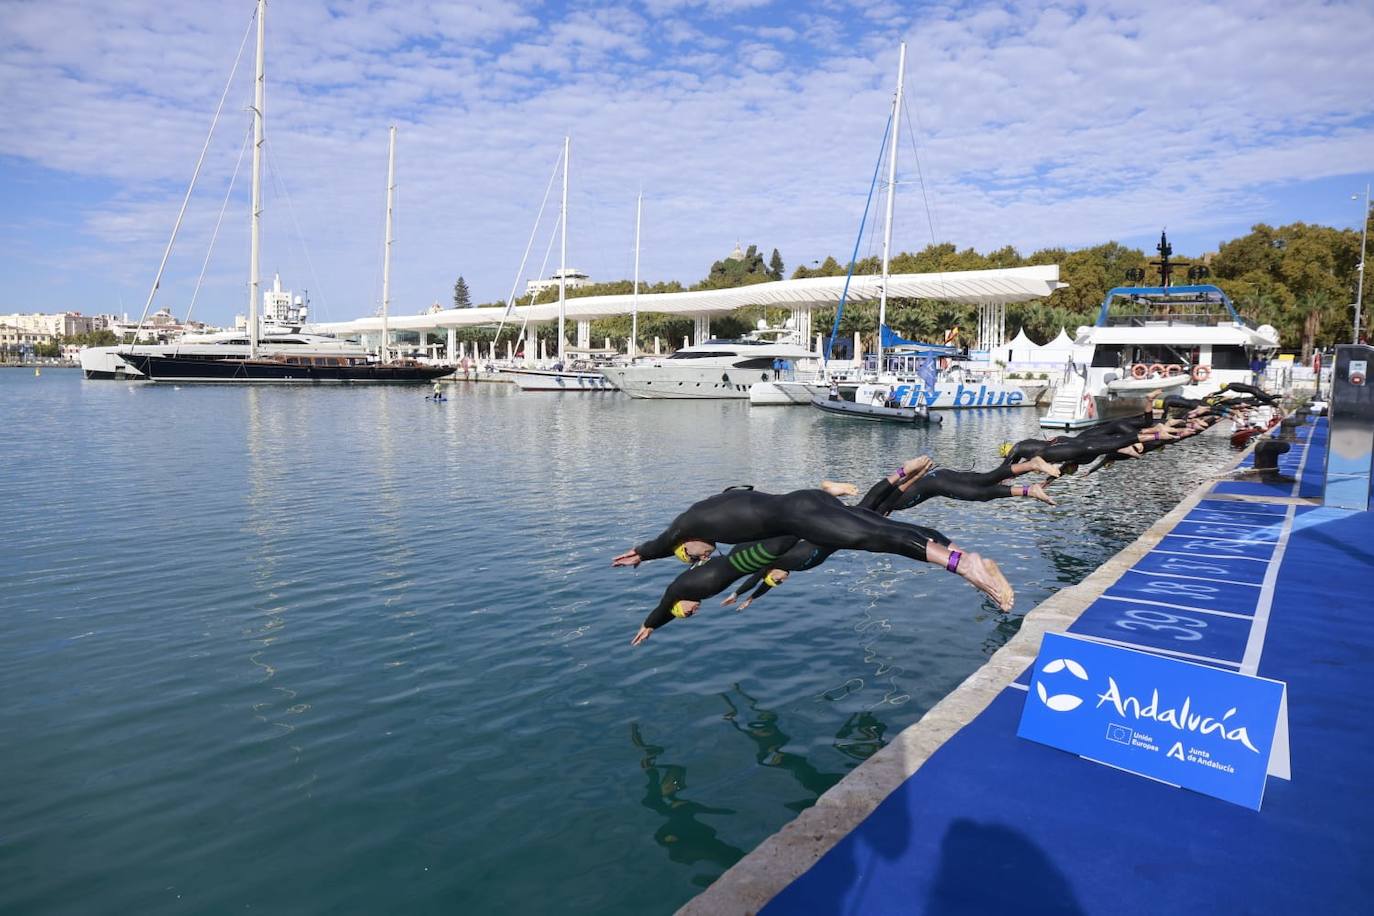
(381, 125, 397, 362)
(558, 135, 569, 365)
(875, 42, 906, 379)
(1154, 230, 1174, 289)
(632, 187, 642, 360)
(248, 0, 266, 359)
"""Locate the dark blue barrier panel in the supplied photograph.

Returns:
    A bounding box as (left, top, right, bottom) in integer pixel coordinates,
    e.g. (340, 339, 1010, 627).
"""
(1104, 572, 1260, 616)
(1154, 534, 1277, 560)
(1195, 498, 1287, 516)
(1170, 519, 1282, 541)
(1069, 598, 1251, 662)
(1132, 550, 1270, 585)
(1019, 633, 1285, 809)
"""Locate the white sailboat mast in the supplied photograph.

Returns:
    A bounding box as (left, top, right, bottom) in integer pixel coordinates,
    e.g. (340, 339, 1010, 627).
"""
(876, 41, 906, 376)
(248, 0, 266, 358)
(558, 135, 569, 365)
(632, 189, 642, 359)
(381, 125, 397, 362)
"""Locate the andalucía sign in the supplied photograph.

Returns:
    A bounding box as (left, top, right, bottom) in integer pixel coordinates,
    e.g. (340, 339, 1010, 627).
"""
(1017, 633, 1289, 810)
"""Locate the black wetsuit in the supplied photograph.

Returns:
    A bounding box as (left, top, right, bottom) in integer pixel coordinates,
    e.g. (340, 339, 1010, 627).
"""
(723, 477, 953, 613)
(1085, 415, 1219, 474)
(1076, 413, 1154, 440)
(632, 488, 946, 565)
(882, 466, 1021, 513)
(1006, 430, 1141, 466)
(638, 478, 948, 631)
(1214, 382, 1278, 404)
(1155, 394, 1207, 416)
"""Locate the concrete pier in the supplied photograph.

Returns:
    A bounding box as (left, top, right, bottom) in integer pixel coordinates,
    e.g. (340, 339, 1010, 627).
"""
(685, 416, 1374, 914)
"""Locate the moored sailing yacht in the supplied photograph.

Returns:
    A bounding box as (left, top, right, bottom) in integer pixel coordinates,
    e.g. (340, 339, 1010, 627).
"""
(498, 137, 613, 391)
(120, 350, 448, 383)
(128, 4, 448, 385)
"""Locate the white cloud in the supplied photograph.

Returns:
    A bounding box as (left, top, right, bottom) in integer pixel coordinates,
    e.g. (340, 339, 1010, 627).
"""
(1, 0, 1372, 320)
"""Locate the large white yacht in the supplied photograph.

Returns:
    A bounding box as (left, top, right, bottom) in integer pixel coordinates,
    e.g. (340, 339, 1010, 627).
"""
(81, 275, 369, 379)
(600, 337, 819, 399)
(79, 328, 371, 379)
(1040, 283, 1280, 429)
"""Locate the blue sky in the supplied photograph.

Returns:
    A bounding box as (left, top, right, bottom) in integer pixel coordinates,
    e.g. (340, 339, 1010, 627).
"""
(2, 0, 1372, 327)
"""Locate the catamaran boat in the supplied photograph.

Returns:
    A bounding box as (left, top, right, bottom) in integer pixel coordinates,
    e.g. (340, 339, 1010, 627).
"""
(1040, 284, 1279, 429)
(600, 337, 819, 399)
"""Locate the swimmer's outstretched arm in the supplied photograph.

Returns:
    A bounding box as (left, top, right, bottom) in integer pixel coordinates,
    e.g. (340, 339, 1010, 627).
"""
(736, 568, 791, 612)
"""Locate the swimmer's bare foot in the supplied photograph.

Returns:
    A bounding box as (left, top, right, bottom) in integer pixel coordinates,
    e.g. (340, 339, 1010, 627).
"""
(1026, 455, 1061, 479)
(900, 456, 934, 480)
(720, 593, 738, 607)
(820, 480, 859, 498)
(955, 551, 1014, 612)
(1026, 482, 1057, 506)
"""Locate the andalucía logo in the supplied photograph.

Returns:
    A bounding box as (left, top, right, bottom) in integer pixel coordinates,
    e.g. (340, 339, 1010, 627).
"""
(1019, 633, 1286, 810)
(1036, 657, 1089, 711)
(1034, 656, 1262, 753)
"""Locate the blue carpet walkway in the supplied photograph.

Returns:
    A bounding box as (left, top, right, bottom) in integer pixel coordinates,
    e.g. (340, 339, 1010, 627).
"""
(764, 417, 1374, 915)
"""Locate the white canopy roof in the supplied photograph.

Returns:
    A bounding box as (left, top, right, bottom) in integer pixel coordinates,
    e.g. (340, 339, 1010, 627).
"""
(311, 265, 1064, 334)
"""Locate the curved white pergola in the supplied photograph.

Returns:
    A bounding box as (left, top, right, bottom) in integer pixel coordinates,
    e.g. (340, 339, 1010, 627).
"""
(311, 265, 1064, 334)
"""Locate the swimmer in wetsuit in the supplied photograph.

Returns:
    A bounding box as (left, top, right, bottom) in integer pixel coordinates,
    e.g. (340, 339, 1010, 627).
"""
(625, 461, 1013, 644)
(716, 454, 1062, 616)
(998, 428, 1153, 469)
(1082, 413, 1221, 475)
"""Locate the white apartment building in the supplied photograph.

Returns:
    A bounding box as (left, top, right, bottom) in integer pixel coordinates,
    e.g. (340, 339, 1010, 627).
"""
(524, 268, 592, 298)
(0, 311, 106, 337)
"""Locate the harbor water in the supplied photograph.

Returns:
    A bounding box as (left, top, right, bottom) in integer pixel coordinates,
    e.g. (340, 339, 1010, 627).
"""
(2, 369, 1239, 915)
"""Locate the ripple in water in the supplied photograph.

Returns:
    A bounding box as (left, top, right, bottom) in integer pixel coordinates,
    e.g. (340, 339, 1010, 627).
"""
(0, 370, 1239, 915)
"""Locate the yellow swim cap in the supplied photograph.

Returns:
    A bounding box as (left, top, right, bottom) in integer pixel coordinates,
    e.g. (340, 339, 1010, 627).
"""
(997, 441, 1013, 458)
(1153, 399, 1164, 410)
(673, 544, 691, 564)
(670, 601, 691, 618)
(763, 573, 782, 588)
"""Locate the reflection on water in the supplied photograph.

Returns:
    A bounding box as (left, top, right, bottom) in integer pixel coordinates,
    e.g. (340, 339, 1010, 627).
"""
(720, 684, 848, 813)
(2, 372, 1241, 916)
(631, 722, 747, 885)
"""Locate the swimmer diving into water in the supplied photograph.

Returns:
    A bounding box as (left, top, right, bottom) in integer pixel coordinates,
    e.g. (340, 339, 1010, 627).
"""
(626, 459, 1017, 644)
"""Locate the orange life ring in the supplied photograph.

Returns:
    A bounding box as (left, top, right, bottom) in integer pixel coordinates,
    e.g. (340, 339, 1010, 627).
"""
(1191, 364, 1211, 382)
(1131, 364, 1148, 379)
(1165, 364, 1182, 377)
(1148, 363, 1165, 377)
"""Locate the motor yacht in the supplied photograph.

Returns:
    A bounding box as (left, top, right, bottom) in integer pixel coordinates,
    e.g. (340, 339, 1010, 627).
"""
(1041, 283, 1279, 429)
(600, 337, 818, 399)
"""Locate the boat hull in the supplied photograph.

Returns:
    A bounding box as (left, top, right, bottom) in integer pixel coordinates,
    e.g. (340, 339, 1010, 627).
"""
(749, 381, 826, 405)
(599, 366, 766, 399)
(122, 354, 452, 383)
(888, 380, 1041, 409)
(810, 395, 940, 424)
(498, 368, 616, 391)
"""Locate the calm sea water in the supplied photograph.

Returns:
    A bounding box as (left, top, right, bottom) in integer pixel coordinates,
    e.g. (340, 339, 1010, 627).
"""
(1, 369, 1236, 915)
